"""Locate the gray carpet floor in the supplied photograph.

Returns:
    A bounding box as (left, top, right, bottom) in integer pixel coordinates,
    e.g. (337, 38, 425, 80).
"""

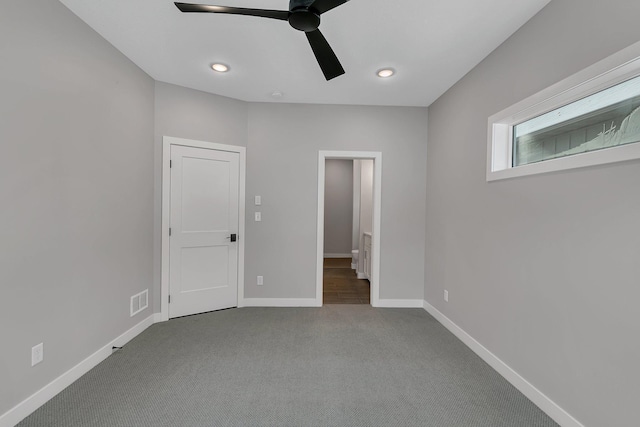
(19, 306, 558, 426)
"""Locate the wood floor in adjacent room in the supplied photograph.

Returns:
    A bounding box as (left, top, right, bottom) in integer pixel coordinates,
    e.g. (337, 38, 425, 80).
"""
(323, 258, 370, 304)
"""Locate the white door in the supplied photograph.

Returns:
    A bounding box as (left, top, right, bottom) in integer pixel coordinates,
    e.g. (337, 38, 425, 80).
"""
(169, 145, 239, 318)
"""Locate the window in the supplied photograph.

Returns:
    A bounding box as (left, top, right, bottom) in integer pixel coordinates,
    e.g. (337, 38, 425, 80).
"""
(513, 75, 640, 166)
(487, 40, 640, 181)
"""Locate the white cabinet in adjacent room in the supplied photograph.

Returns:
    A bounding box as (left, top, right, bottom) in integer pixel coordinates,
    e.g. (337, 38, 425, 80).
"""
(363, 232, 372, 280)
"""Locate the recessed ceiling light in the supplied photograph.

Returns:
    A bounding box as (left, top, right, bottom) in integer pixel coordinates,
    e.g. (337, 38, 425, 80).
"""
(211, 63, 229, 73)
(377, 68, 395, 78)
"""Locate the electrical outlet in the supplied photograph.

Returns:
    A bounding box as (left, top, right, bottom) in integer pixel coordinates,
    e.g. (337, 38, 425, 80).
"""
(257, 276, 264, 286)
(31, 343, 44, 367)
(444, 290, 449, 302)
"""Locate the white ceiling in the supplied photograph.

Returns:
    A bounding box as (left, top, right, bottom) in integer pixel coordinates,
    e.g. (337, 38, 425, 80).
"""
(58, 0, 550, 107)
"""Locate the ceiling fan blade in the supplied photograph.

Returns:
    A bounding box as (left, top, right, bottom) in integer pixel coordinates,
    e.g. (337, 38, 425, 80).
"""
(305, 29, 345, 81)
(174, 3, 289, 21)
(309, 0, 349, 15)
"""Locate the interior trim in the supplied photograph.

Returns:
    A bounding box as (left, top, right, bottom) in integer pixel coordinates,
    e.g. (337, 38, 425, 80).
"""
(316, 151, 383, 307)
(161, 136, 247, 321)
(0, 315, 155, 427)
(240, 298, 320, 308)
(423, 300, 584, 427)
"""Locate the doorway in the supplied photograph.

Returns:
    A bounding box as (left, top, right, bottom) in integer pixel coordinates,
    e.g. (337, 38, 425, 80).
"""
(161, 136, 246, 321)
(323, 159, 371, 304)
(316, 151, 382, 307)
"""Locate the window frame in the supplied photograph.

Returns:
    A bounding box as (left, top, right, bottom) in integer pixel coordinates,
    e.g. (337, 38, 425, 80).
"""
(487, 40, 640, 182)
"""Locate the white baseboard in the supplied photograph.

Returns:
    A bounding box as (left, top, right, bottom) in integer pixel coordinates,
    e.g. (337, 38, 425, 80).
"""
(240, 298, 321, 308)
(0, 315, 156, 427)
(351, 263, 357, 270)
(375, 299, 424, 308)
(323, 253, 352, 258)
(153, 313, 164, 323)
(422, 301, 583, 427)
(3, 303, 582, 427)
(356, 272, 368, 279)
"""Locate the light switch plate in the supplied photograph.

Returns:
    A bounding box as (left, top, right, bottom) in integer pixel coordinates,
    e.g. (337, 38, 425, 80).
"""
(255, 212, 261, 222)
(255, 196, 261, 206)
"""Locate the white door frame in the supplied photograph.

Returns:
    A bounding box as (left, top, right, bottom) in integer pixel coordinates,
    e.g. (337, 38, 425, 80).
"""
(161, 136, 246, 322)
(316, 151, 382, 307)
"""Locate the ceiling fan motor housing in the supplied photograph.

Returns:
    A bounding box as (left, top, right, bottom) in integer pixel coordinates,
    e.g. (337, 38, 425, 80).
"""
(288, 0, 320, 32)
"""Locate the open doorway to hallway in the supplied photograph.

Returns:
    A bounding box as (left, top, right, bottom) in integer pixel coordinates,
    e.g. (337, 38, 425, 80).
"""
(323, 257, 370, 304)
(321, 158, 374, 304)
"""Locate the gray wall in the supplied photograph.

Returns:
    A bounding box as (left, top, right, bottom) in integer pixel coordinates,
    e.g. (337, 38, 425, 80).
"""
(425, 1, 640, 425)
(324, 160, 353, 255)
(152, 86, 427, 303)
(153, 82, 248, 311)
(0, 0, 154, 417)
(246, 103, 427, 300)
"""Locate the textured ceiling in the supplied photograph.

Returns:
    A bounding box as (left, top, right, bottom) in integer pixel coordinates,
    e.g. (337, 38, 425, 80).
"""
(58, 0, 550, 106)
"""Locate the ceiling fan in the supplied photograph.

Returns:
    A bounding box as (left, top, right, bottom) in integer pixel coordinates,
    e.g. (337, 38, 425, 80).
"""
(174, 0, 350, 81)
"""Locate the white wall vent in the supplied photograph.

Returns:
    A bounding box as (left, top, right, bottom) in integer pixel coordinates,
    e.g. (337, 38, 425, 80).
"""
(130, 289, 149, 317)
